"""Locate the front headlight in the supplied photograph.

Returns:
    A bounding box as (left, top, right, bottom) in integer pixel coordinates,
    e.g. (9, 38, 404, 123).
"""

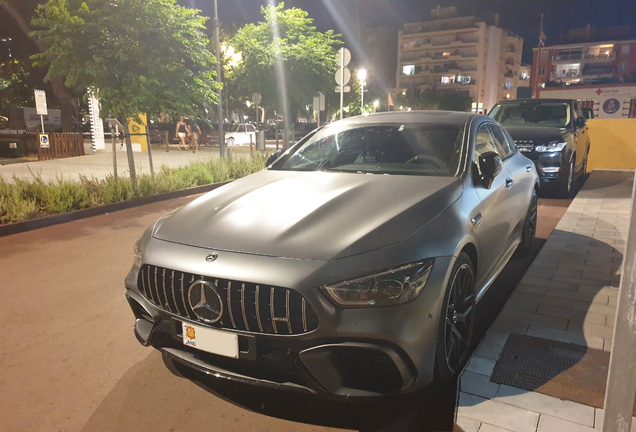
(321, 259, 434, 308)
(535, 141, 567, 152)
(133, 238, 143, 269)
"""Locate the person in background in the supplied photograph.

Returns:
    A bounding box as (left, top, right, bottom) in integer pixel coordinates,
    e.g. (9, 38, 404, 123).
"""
(189, 118, 202, 153)
(175, 117, 190, 151)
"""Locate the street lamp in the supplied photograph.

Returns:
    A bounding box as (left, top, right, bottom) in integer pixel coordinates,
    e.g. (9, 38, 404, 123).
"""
(357, 68, 367, 113)
(373, 100, 379, 113)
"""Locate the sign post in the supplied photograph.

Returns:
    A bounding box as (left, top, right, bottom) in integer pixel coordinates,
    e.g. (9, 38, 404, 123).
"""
(336, 47, 351, 120)
(34, 89, 48, 134)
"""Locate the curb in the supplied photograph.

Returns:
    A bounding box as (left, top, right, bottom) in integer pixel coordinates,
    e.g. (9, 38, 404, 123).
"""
(0, 181, 231, 238)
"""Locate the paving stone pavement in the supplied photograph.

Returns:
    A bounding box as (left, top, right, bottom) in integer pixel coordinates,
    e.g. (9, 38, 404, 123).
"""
(456, 170, 636, 432)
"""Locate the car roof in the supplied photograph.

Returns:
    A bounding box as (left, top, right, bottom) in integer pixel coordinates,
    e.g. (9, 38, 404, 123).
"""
(339, 110, 486, 127)
(493, 98, 576, 105)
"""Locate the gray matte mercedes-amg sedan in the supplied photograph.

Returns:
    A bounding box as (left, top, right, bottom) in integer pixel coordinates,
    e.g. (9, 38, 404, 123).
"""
(125, 111, 538, 398)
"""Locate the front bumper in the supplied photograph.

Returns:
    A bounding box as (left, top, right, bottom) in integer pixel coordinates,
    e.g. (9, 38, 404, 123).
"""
(124, 244, 454, 398)
(520, 150, 568, 186)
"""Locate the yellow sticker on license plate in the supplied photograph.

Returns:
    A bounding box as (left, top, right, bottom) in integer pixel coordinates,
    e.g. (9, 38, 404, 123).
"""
(182, 322, 239, 359)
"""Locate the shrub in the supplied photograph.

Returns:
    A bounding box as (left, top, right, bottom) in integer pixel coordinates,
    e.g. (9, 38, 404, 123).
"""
(0, 154, 267, 225)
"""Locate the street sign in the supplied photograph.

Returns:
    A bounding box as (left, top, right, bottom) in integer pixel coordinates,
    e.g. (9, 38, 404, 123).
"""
(39, 133, 49, 149)
(335, 86, 351, 92)
(34, 89, 48, 115)
(335, 67, 351, 86)
(336, 47, 351, 67)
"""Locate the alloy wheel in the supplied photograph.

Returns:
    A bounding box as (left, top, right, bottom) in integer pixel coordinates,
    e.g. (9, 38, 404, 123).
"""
(444, 262, 475, 375)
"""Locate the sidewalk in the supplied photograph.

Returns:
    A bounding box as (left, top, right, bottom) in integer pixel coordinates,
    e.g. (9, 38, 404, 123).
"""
(0, 142, 277, 183)
(457, 170, 636, 432)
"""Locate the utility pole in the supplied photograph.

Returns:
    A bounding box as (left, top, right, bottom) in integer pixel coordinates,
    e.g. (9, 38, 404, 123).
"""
(213, 0, 224, 157)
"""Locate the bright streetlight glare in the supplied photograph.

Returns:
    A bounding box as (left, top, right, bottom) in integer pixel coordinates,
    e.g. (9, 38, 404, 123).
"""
(358, 68, 367, 113)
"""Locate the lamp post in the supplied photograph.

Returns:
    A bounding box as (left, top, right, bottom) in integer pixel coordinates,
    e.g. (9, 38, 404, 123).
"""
(213, 0, 224, 157)
(357, 68, 367, 113)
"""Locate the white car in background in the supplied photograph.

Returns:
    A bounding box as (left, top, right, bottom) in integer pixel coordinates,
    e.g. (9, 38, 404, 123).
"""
(225, 123, 257, 146)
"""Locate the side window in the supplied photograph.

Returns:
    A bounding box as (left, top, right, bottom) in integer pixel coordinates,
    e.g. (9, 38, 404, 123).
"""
(247, 125, 255, 133)
(238, 125, 246, 133)
(488, 124, 515, 158)
(474, 124, 499, 176)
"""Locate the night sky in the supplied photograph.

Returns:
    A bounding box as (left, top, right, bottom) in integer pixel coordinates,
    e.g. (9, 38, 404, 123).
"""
(180, 0, 636, 64)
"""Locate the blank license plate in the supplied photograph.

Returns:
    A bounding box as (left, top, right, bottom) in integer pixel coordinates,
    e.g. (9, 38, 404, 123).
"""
(182, 322, 239, 359)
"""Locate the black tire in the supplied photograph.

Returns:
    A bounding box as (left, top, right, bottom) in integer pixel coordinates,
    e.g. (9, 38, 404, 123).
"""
(515, 189, 538, 257)
(557, 158, 574, 198)
(227, 137, 234, 146)
(434, 252, 476, 380)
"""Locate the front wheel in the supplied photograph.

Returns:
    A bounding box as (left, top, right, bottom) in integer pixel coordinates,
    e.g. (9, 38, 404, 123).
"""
(515, 189, 538, 257)
(226, 137, 235, 146)
(435, 252, 476, 380)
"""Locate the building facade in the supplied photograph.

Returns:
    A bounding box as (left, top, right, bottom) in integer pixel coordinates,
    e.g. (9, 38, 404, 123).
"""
(395, 7, 524, 113)
(531, 39, 636, 94)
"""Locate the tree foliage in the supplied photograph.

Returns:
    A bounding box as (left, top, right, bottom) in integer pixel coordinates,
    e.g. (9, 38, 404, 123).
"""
(31, 0, 220, 121)
(395, 88, 473, 112)
(229, 3, 341, 121)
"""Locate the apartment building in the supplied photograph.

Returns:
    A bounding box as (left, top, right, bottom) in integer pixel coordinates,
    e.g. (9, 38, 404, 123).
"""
(531, 39, 636, 93)
(395, 7, 524, 112)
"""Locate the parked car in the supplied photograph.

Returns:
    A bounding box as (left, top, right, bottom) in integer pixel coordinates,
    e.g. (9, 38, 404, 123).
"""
(488, 98, 590, 197)
(225, 123, 257, 146)
(125, 111, 538, 399)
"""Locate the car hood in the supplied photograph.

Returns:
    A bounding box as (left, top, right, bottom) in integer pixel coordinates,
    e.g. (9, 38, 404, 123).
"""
(153, 170, 462, 260)
(503, 126, 570, 141)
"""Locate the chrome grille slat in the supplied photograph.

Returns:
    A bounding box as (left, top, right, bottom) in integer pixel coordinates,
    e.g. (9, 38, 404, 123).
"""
(137, 264, 318, 335)
(240, 283, 250, 331)
(153, 267, 161, 305)
(255, 285, 264, 332)
(226, 281, 236, 329)
(161, 269, 172, 313)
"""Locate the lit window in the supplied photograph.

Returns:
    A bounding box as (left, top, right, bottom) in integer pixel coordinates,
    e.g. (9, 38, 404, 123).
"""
(402, 65, 416, 75)
(443, 52, 451, 57)
(504, 82, 513, 89)
(457, 75, 471, 84)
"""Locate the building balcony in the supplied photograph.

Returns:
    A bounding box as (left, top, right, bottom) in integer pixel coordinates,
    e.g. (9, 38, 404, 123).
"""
(584, 53, 616, 62)
(582, 62, 613, 75)
(550, 71, 581, 81)
(552, 54, 583, 62)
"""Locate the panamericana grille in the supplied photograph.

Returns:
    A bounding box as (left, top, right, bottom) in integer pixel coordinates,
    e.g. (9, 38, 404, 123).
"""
(138, 264, 319, 335)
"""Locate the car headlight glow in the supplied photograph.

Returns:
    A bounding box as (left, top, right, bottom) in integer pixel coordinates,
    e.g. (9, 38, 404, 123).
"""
(321, 259, 434, 308)
(535, 141, 566, 152)
(133, 238, 143, 269)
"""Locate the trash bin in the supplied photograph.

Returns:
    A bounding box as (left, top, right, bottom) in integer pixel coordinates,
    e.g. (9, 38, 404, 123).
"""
(0, 139, 25, 158)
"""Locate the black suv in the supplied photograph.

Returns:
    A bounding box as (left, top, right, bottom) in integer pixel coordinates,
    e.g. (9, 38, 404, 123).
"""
(489, 98, 590, 197)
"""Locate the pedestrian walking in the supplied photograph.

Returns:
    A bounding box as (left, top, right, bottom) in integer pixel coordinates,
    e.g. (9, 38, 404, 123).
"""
(175, 117, 190, 151)
(189, 118, 202, 153)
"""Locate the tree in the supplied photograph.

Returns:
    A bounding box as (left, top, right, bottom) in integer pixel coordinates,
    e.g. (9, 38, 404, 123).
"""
(229, 3, 341, 140)
(0, 0, 78, 129)
(395, 88, 472, 112)
(31, 0, 220, 185)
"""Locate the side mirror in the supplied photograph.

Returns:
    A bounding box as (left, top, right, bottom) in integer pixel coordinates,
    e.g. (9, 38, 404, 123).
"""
(478, 151, 503, 189)
(575, 117, 586, 127)
(266, 150, 283, 166)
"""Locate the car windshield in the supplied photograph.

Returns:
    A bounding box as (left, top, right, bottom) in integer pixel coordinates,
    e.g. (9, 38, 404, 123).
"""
(489, 102, 571, 128)
(272, 122, 464, 176)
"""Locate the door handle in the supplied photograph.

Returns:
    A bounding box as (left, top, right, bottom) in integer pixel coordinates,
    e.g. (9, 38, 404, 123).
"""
(505, 178, 514, 188)
(471, 213, 483, 227)
(526, 165, 533, 172)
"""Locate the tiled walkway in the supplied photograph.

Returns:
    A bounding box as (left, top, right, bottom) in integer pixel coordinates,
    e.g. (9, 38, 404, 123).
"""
(456, 170, 636, 432)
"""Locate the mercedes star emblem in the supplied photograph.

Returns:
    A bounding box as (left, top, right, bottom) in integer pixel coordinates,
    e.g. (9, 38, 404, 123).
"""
(188, 280, 223, 324)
